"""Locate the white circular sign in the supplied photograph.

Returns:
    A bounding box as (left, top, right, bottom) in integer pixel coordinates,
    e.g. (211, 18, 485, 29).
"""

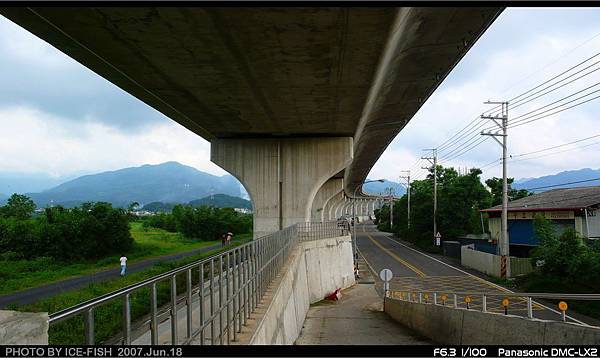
(379, 268, 393, 282)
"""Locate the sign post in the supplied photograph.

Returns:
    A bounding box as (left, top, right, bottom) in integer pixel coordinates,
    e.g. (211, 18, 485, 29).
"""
(435, 232, 441, 246)
(379, 268, 393, 297)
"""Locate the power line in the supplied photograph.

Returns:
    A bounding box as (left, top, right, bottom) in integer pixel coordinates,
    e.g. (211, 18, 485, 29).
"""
(509, 82, 600, 124)
(486, 51, 600, 118)
(442, 60, 600, 157)
(523, 177, 600, 191)
(440, 136, 489, 163)
(497, 29, 600, 97)
(510, 139, 600, 163)
(510, 133, 600, 159)
(508, 92, 600, 129)
(510, 66, 600, 111)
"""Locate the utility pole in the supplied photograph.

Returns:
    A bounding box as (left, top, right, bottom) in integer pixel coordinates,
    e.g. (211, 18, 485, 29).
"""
(422, 149, 437, 245)
(399, 170, 411, 229)
(481, 100, 510, 279)
(389, 187, 395, 230)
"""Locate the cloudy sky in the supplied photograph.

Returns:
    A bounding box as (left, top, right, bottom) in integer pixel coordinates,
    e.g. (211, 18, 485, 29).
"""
(1, 7, 599, 189)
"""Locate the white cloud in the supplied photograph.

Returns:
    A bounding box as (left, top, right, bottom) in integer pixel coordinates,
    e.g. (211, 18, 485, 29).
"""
(0, 106, 227, 177)
(370, 8, 600, 182)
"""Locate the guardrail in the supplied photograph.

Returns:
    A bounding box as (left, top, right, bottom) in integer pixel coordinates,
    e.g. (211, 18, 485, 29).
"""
(388, 289, 600, 325)
(48, 221, 347, 345)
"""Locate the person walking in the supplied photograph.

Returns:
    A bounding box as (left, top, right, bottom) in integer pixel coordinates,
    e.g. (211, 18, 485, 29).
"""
(119, 255, 128, 277)
(226, 232, 233, 246)
(221, 233, 227, 247)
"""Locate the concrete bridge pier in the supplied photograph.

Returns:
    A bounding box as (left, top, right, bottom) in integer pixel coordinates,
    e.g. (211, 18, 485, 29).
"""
(325, 190, 344, 221)
(311, 178, 343, 222)
(211, 137, 353, 239)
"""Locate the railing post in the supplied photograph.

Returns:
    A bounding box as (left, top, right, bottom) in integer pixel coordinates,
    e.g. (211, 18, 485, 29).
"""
(199, 263, 205, 345)
(84, 308, 94, 345)
(219, 255, 224, 345)
(527, 297, 533, 319)
(226, 251, 232, 344)
(186, 269, 193, 339)
(210, 259, 215, 345)
(170, 275, 178, 345)
(150, 283, 158, 345)
(433, 292, 437, 305)
(482, 294, 487, 313)
(243, 245, 249, 325)
(123, 293, 131, 345)
(453, 294, 458, 308)
(232, 249, 238, 340)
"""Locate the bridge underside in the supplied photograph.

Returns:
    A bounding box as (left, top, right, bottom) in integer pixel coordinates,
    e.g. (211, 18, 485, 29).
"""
(1, 7, 502, 236)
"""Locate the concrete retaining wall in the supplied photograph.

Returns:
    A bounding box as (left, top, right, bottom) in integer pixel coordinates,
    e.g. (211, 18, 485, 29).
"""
(461, 246, 533, 277)
(384, 297, 600, 345)
(249, 235, 354, 344)
(0, 310, 48, 344)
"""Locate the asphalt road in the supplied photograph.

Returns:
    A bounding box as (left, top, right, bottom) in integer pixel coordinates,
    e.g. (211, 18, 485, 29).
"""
(356, 223, 588, 324)
(0, 241, 233, 309)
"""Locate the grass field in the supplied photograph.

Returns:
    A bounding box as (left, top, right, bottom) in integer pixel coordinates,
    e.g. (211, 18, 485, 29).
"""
(12, 237, 251, 344)
(0, 222, 231, 296)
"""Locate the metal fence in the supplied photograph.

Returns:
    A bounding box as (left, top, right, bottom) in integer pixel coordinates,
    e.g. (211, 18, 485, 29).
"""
(48, 221, 347, 345)
(387, 289, 600, 326)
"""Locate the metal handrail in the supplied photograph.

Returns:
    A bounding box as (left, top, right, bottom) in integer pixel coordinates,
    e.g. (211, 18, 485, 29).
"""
(48, 221, 347, 345)
(388, 290, 600, 300)
(387, 288, 600, 325)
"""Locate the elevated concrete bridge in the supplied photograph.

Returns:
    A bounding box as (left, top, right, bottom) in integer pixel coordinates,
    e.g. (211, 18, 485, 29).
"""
(1, 6, 502, 238)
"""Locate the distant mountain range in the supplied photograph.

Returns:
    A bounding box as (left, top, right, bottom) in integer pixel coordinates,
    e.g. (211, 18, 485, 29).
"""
(363, 179, 406, 196)
(3, 162, 598, 209)
(513, 168, 600, 192)
(142, 194, 252, 213)
(0, 162, 244, 208)
(0, 172, 77, 195)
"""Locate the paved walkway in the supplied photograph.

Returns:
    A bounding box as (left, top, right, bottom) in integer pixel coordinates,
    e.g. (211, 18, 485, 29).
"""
(295, 255, 432, 345)
(0, 241, 234, 309)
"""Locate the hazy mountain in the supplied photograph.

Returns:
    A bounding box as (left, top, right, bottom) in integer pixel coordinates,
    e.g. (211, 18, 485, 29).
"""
(22, 162, 243, 208)
(142, 194, 252, 213)
(189, 194, 252, 209)
(513, 168, 600, 192)
(0, 172, 75, 195)
(141, 202, 176, 213)
(362, 179, 406, 196)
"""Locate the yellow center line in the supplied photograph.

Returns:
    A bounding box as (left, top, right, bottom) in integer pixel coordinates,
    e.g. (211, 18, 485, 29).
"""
(366, 234, 426, 278)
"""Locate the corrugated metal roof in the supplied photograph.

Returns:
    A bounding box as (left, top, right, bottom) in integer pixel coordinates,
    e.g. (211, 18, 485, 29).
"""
(482, 186, 600, 212)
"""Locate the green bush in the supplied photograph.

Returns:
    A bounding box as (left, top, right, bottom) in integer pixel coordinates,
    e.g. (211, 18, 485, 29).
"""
(530, 215, 600, 289)
(0, 196, 133, 261)
(144, 205, 252, 241)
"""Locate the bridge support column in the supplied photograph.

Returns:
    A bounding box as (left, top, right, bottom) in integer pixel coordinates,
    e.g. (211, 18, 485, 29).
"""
(311, 178, 343, 222)
(211, 137, 352, 239)
(333, 196, 346, 219)
(326, 191, 344, 220)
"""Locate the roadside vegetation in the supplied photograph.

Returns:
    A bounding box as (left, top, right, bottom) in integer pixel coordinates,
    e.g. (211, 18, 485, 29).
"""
(9, 237, 250, 345)
(514, 215, 600, 320)
(374, 165, 529, 253)
(143, 204, 252, 241)
(0, 194, 253, 295)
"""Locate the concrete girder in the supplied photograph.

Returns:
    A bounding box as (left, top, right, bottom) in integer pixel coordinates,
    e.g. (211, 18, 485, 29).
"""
(343, 7, 503, 196)
(311, 178, 344, 222)
(0, 8, 503, 202)
(211, 137, 353, 239)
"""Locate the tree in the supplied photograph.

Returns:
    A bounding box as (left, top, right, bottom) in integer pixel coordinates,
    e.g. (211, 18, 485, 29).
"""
(2, 194, 36, 219)
(485, 177, 531, 206)
(128, 202, 140, 212)
(375, 165, 492, 252)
